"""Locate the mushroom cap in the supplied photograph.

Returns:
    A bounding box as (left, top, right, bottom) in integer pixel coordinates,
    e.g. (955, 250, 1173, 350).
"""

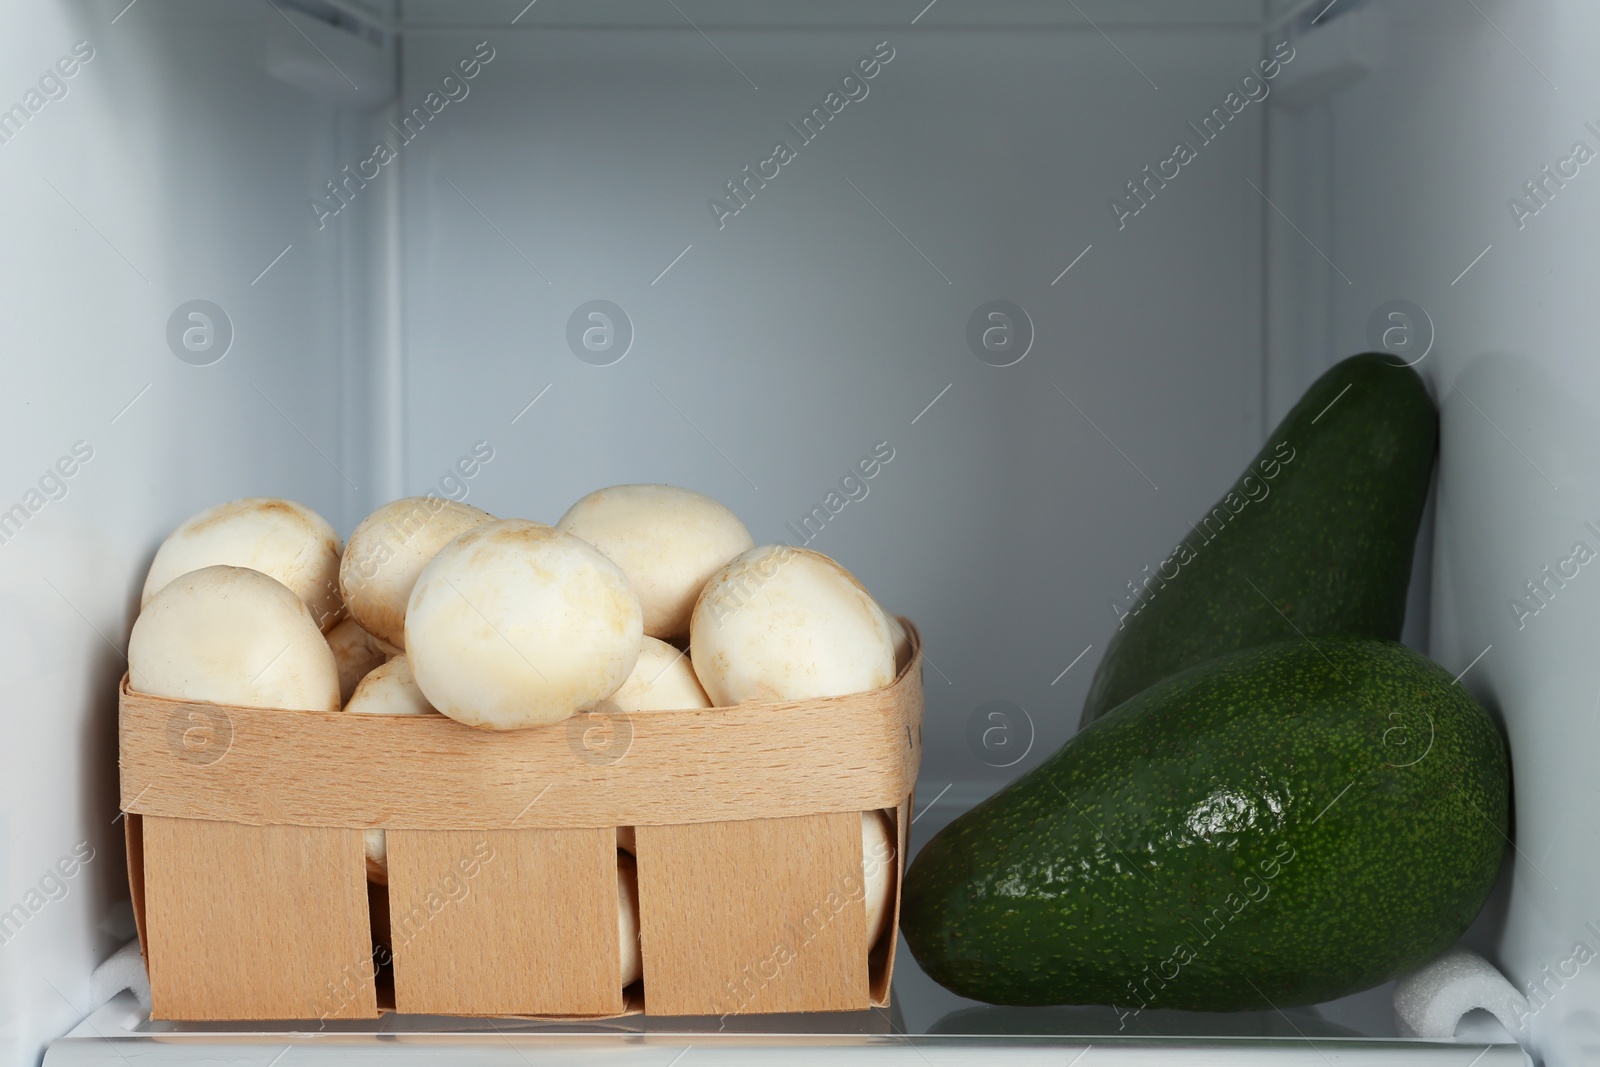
(346, 655, 435, 718)
(618, 853, 642, 987)
(885, 614, 912, 674)
(128, 564, 340, 711)
(608, 636, 711, 713)
(141, 498, 344, 630)
(405, 519, 643, 730)
(326, 618, 391, 705)
(556, 484, 753, 641)
(339, 497, 495, 650)
(347, 656, 435, 883)
(689, 545, 896, 705)
(862, 810, 896, 949)
(364, 828, 389, 885)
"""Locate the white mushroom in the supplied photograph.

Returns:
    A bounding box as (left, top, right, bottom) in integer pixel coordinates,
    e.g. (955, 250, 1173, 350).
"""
(689, 545, 896, 705)
(556, 485, 753, 641)
(141, 498, 344, 630)
(128, 564, 339, 711)
(405, 519, 643, 730)
(339, 497, 495, 651)
(618, 852, 643, 987)
(345, 656, 436, 883)
(884, 613, 913, 675)
(326, 618, 393, 705)
(862, 810, 896, 949)
(346, 654, 434, 718)
(608, 636, 711, 713)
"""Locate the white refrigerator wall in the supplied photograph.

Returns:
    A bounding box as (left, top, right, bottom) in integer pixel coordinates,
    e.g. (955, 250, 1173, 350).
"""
(396, 15, 1269, 789)
(1267, 0, 1600, 1063)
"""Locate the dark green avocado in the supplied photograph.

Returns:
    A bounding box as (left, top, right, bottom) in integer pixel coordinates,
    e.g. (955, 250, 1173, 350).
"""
(903, 637, 1508, 1011)
(1081, 353, 1437, 727)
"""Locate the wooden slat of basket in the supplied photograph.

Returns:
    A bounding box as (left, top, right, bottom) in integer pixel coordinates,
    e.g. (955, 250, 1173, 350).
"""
(634, 811, 869, 1015)
(143, 816, 377, 1020)
(117, 630, 922, 830)
(386, 827, 623, 1017)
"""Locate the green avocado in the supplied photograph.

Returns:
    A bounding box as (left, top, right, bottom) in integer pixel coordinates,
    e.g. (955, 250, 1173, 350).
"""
(902, 637, 1508, 1010)
(1081, 353, 1437, 728)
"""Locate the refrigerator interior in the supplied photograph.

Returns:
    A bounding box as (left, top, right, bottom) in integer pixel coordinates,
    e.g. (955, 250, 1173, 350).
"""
(1, 0, 1593, 1062)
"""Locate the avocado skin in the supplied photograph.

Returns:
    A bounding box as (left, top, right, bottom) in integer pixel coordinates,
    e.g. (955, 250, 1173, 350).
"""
(902, 638, 1508, 1010)
(1081, 353, 1438, 727)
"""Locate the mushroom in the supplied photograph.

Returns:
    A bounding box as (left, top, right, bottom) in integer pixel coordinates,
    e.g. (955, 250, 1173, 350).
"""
(556, 485, 753, 641)
(345, 656, 436, 883)
(338, 497, 495, 651)
(326, 618, 393, 705)
(128, 564, 340, 711)
(405, 519, 643, 730)
(689, 545, 896, 705)
(862, 809, 896, 949)
(884, 614, 913, 675)
(346, 654, 434, 718)
(609, 636, 711, 713)
(141, 498, 344, 630)
(618, 852, 643, 988)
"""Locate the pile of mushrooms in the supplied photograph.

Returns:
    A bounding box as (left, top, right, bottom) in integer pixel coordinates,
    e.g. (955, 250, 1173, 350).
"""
(127, 485, 907, 996)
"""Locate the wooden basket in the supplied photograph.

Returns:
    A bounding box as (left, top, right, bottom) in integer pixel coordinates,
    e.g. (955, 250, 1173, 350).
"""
(117, 623, 924, 1021)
